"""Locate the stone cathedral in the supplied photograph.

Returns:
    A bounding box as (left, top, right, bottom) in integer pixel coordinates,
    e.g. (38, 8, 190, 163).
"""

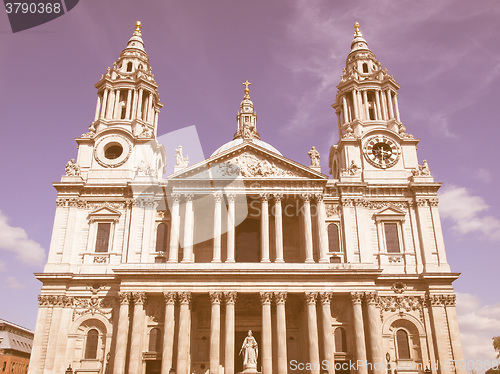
(28, 22, 465, 374)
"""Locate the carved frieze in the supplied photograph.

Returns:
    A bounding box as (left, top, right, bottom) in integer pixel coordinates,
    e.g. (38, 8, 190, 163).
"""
(211, 154, 297, 178)
(325, 204, 340, 217)
(73, 296, 113, 317)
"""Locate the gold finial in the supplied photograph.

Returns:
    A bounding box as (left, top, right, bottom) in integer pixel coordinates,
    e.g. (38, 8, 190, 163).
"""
(354, 22, 362, 37)
(242, 79, 252, 94)
(134, 21, 142, 36)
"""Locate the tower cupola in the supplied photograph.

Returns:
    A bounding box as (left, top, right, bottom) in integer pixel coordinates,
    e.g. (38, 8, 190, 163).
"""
(234, 80, 260, 140)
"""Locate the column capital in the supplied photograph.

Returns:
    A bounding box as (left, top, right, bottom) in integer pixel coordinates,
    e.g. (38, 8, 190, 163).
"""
(273, 193, 284, 203)
(227, 193, 236, 203)
(364, 291, 379, 306)
(301, 193, 313, 202)
(213, 192, 223, 203)
(132, 292, 147, 305)
(260, 292, 273, 305)
(305, 291, 318, 304)
(319, 291, 333, 305)
(274, 291, 288, 304)
(224, 291, 237, 304)
(118, 292, 132, 305)
(209, 291, 223, 304)
(314, 193, 324, 202)
(163, 291, 177, 305)
(259, 193, 270, 202)
(183, 193, 194, 202)
(171, 193, 181, 203)
(349, 292, 363, 305)
(178, 291, 192, 305)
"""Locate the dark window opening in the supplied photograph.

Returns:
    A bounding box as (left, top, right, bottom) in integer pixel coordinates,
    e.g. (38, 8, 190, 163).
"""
(396, 329, 411, 359)
(334, 327, 347, 352)
(149, 327, 162, 352)
(156, 223, 169, 253)
(126, 62, 133, 72)
(328, 223, 341, 252)
(362, 63, 368, 73)
(104, 144, 123, 160)
(95, 223, 111, 252)
(235, 218, 260, 263)
(384, 223, 400, 253)
(85, 329, 99, 359)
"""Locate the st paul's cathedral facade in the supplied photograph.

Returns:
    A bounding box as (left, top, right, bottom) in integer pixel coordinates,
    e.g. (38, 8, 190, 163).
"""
(28, 22, 465, 374)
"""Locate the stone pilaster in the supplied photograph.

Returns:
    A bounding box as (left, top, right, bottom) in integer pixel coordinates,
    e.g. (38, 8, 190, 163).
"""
(365, 292, 384, 374)
(305, 292, 320, 374)
(114, 292, 131, 374)
(274, 292, 288, 374)
(161, 292, 176, 374)
(260, 292, 273, 374)
(224, 292, 237, 374)
(320, 292, 334, 374)
(177, 292, 192, 374)
(349, 292, 368, 374)
(128, 292, 147, 374)
(209, 292, 222, 374)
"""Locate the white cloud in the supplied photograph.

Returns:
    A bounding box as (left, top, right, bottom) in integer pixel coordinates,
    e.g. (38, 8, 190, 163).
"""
(456, 292, 500, 369)
(5, 276, 26, 290)
(438, 185, 500, 241)
(0, 210, 46, 266)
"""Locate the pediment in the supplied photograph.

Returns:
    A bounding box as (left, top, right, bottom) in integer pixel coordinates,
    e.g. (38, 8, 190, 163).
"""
(88, 205, 121, 221)
(373, 205, 406, 221)
(171, 141, 327, 180)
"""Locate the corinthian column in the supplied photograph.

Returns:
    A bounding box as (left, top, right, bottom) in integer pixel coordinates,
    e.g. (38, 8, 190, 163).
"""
(350, 292, 368, 374)
(177, 292, 192, 374)
(365, 292, 384, 374)
(226, 194, 235, 262)
(210, 292, 222, 374)
(161, 292, 176, 374)
(114, 292, 131, 374)
(213, 193, 222, 263)
(182, 194, 194, 263)
(302, 194, 314, 263)
(260, 292, 273, 374)
(316, 194, 329, 263)
(168, 194, 180, 263)
(224, 292, 237, 374)
(274, 292, 288, 374)
(129, 292, 147, 374)
(320, 292, 334, 374)
(260, 193, 270, 262)
(274, 194, 284, 263)
(305, 292, 320, 374)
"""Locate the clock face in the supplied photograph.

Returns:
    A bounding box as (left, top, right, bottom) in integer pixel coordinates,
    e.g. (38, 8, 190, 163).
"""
(363, 136, 400, 169)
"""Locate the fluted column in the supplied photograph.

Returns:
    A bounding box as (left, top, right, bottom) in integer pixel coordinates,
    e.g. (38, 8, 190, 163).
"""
(365, 292, 384, 374)
(94, 95, 101, 122)
(161, 292, 176, 374)
(129, 292, 147, 374)
(148, 93, 154, 124)
(210, 292, 222, 374)
(177, 292, 192, 374)
(275, 292, 288, 374)
(224, 292, 237, 374)
(125, 89, 133, 119)
(357, 90, 363, 120)
(305, 292, 320, 374)
(260, 292, 273, 374)
(393, 94, 401, 122)
(114, 293, 131, 374)
(260, 193, 270, 262)
(168, 194, 180, 263)
(137, 88, 144, 120)
(113, 89, 121, 119)
(320, 292, 334, 374)
(131, 88, 138, 120)
(350, 292, 368, 374)
(213, 193, 222, 263)
(226, 194, 235, 262)
(386, 90, 394, 119)
(362, 90, 370, 119)
(274, 194, 284, 263)
(182, 194, 194, 263)
(352, 89, 359, 119)
(100, 88, 109, 119)
(106, 89, 115, 118)
(375, 90, 382, 120)
(316, 194, 329, 263)
(302, 194, 314, 263)
(342, 95, 349, 123)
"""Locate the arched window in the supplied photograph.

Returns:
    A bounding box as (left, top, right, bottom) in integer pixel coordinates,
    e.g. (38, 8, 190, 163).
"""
(149, 327, 162, 352)
(328, 224, 341, 252)
(334, 327, 347, 352)
(126, 62, 133, 72)
(85, 329, 99, 359)
(155, 223, 169, 252)
(362, 63, 368, 73)
(396, 329, 411, 359)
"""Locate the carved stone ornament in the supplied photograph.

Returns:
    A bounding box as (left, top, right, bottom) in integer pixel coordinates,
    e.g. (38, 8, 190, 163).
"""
(378, 296, 423, 314)
(209, 291, 223, 304)
(363, 201, 408, 210)
(349, 292, 363, 304)
(427, 294, 456, 307)
(224, 291, 237, 304)
(119, 292, 131, 304)
(65, 159, 81, 176)
(220, 154, 296, 178)
(259, 292, 272, 305)
(163, 291, 176, 304)
(308, 146, 320, 167)
(38, 295, 74, 307)
(326, 204, 340, 217)
(388, 255, 403, 264)
(74, 296, 113, 316)
(340, 160, 360, 176)
(412, 160, 431, 177)
(319, 292, 333, 304)
(274, 291, 288, 304)
(178, 291, 192, 305)
(132, 292, 147, 304)
(93, 256, 108, 264)
(136, 160, 153, 176)
(391, 282, 407, 294)
(305, 292, 318, 304)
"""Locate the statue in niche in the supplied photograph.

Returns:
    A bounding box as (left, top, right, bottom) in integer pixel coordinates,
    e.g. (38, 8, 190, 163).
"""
(308, 146, 320, 167)
(239, 330, 258, 371)
(175, 146, 189, 168)
(65, 159, 81, 176)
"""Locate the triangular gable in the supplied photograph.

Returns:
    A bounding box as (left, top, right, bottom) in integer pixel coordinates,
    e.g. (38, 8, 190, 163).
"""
(170, 141, 328, 180)
(373, 205, 406, 222)
(88, 205, 121, 221)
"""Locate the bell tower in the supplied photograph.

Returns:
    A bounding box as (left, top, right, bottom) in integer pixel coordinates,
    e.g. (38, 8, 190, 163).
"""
(329, 23, 426, 183)
(75, 21, 165, 182)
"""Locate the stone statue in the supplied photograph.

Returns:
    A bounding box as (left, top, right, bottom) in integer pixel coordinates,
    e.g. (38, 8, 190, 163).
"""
(175, 146, 189, 168)
(412, 160, 431, 177)
(65, 159, 81, 176)
(308, 146, 320, 167)
(239, 330, 258, 372)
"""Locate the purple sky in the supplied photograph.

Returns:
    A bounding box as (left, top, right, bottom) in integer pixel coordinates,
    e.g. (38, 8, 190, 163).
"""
(1, 0, 499, 362)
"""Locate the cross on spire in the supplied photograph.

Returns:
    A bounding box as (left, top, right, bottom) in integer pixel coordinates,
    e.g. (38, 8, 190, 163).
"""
(242, 79, 252, 94)
(134, 21, 142, 37)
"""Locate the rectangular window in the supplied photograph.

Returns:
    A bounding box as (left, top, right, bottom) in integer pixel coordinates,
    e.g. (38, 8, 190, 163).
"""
(95, 223, 111, 252)
(384, 223, 400, 253)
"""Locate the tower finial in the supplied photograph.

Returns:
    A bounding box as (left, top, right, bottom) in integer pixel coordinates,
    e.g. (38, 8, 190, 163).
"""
(242, 80, 252, 97)
(134, 21, 142, 37)
(354, 22, 362, 37)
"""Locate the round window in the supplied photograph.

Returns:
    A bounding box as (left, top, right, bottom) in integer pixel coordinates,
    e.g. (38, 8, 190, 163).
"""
(104, 144, 123, 160)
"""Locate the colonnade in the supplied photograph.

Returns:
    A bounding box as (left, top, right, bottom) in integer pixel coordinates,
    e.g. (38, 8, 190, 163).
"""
(112, 291, 389, 374)
(93, 86, 159, 126)
(338, 87, 401, 125)
(167, 192, 330, 264)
